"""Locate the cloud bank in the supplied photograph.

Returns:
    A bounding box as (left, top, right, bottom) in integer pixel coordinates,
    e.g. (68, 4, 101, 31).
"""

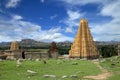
(5, 0, 21, 8)
(0, 14, 73, 42)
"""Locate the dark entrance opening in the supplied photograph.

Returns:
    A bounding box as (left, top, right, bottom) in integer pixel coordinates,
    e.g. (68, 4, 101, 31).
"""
(22, 51, 25, 59)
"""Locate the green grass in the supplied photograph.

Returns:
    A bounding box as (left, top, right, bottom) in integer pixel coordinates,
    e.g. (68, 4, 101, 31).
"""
(100, 56, 120, 80)
(0, 59, 102, 80)
(28, 49, 48, 52)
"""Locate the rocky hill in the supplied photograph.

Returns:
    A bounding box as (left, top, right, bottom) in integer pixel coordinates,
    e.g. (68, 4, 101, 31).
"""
(0, 39, 120, 48)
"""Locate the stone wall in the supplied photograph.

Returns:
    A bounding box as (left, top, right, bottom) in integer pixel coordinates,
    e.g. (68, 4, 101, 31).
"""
(24, 52, 49, 59)
(4, 51, 22, 59)
(2, 50, 49, 59)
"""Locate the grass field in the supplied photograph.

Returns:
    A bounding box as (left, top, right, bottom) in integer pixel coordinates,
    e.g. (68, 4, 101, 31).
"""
(28, 49, 49, 52)
(100, 56, 120, 80)
(0, 56, 119, 80)
(0, 59, 102, 80)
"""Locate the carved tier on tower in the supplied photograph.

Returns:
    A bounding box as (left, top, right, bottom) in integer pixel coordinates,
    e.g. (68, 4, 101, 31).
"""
(10, 41, 19, 51)
(69, 19, 99, 59)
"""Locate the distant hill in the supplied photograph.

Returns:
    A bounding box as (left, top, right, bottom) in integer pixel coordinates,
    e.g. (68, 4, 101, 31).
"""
(19, 39, 49, 47)
(0, 39, 49, 48)
(56, 41, 72, 47)
(0, 39, 120, 48)
(95, 41, 120, 45)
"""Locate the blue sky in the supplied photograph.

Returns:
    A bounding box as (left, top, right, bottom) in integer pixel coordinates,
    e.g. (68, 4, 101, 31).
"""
(0, 0, 120, 42)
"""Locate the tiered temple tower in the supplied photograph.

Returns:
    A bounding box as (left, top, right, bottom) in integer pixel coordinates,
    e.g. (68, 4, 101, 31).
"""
(10, 41, 19, 51)
(69, 19, 99, 59)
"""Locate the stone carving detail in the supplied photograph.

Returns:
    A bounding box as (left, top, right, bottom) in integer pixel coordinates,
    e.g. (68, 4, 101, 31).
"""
(10, 41, 19, 51)
(69, 19, 99, 59)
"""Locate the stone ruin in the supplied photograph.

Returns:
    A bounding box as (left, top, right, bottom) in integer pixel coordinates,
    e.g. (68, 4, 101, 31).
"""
(10, 41, 19, 51)
(0, 51, 7, 59)
(48, 42, 59, 58)
(5, 41, 22, 59)
(0, 41, 50, 60)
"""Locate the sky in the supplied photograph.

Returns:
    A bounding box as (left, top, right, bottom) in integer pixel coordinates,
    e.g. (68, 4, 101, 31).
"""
(0, 0, 120, 42)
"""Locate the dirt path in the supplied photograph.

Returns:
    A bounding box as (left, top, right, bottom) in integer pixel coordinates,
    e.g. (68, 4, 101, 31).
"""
(83, 61, 112, 80)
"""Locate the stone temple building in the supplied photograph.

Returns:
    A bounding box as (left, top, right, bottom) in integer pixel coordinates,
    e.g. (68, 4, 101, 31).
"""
(10, 41, 19, 51)
(69, 19, 99, 59)
(4, 41, 49, 60)
(48, 42, 59, 58)
(5, 41, 22, 59)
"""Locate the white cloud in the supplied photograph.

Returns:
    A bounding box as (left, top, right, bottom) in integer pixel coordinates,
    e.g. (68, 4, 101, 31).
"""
(100, 1, 120, 18)
(50, 14, 57, 20)
(91, 19, 120, 41)
(40, 0, 45, 3)
(61, 10, 83, 33)
(31, 27, 73, 42)
(66, 27, 73, 33)
(67, 10, 82, 20)
(6, 0, 21, 8)
(0, 14, 73, 42)
(53, 35, 73, 42)
(12, 14, 23, 20)
(90, 0, 120, 41)
(59, 0, 104, 6)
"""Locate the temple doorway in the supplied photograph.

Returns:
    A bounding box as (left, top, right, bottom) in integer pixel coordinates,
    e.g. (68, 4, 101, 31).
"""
(22, 51, 25, 59)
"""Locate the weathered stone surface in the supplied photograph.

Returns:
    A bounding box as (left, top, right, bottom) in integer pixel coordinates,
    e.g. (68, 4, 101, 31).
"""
(48, 42, 58, 53)
(10, 41, 19, 51)
(16, 58, 23, 67)
(5, 51, 22, 60)
(48, 42, 59, 58)
(70, 74, 78, 78)
(27, 70, 37, 74)
(62, 75, 67, 78)
(43, 74, 56, 78)
(69, 19, 99, 59)
(0, 52, 7, 59)
(24, 52, 49, 59)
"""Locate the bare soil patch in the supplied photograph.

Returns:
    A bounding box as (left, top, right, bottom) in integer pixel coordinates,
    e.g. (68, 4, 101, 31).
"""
(83, 61, 112, 80)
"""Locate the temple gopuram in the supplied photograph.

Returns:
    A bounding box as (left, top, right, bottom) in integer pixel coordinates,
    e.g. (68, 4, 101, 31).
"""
(10, 41, 19, 51)
(69, 19, 99, 59)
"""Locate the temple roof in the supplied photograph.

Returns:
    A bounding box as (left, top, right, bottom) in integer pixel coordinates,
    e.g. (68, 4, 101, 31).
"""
(80, 19, 88, 23)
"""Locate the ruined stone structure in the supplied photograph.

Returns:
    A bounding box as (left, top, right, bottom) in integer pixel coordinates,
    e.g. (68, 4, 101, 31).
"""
(69, 19, 99, 59)
(24, 52, 49, 59)
(3, 41, 22, 59)
(48, 42, 59, 58)
(1, 41, 53, 60)
(5, 51, 22, 60)
(0, 51, 7, 59)
(10, 41, 19, 51)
